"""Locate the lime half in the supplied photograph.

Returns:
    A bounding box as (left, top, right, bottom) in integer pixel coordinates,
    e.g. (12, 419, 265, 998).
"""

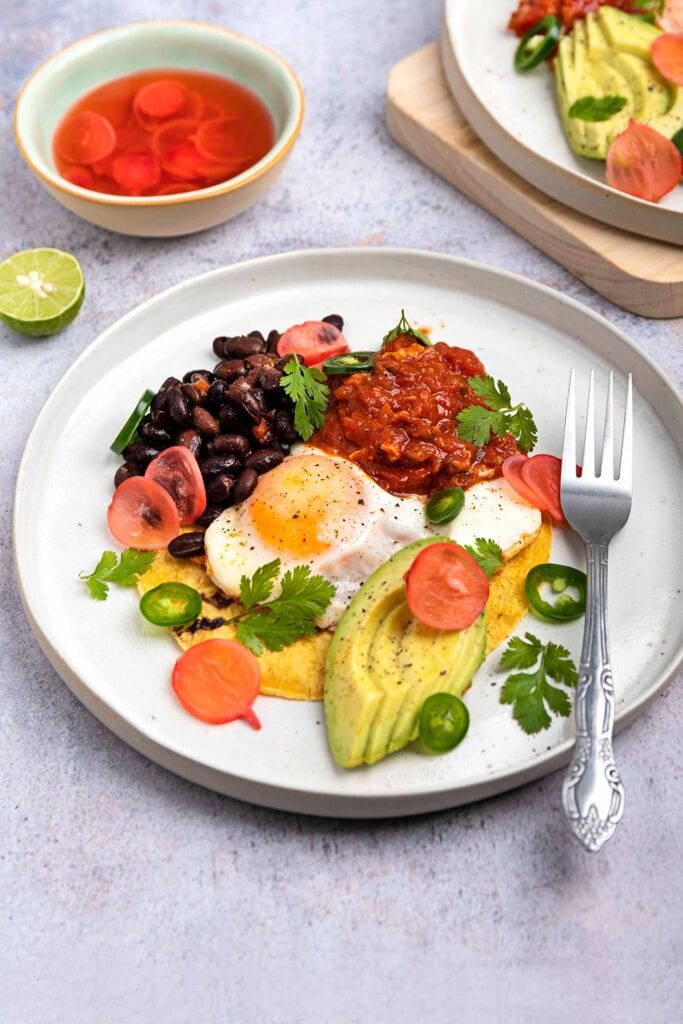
(0, 248, 85, 337)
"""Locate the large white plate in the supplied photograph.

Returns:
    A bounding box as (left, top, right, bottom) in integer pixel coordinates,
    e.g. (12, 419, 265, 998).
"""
(13, 248, 683, 817)
(441, 0, 683, 244)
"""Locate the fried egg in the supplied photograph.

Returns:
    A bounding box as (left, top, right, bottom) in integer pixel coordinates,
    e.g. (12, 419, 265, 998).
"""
(204, 448, 542, 628)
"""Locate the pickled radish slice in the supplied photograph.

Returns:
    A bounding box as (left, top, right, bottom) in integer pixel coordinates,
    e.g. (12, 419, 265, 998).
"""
(159, 142, 207, 180)
(277, 321, 350, 366)
(54, 110, 116, 164)
(659, 0, 683, 33)
(134, 79, 187, 119)
(501, 455, 540, 507)
(157, 182, 197, 194)
(651, 32, 683, 86)
(107, 477, 180, 550)
(404, 542, 489, 631)
(145, 446, 206, 525)
(112, 151, 161, 192)
(151, 118, 200, 155)
(520, 454, 564, 524)
(606, 120, 682, 202)
(62, 165, 95, 189)
(180, 91, 204, 120)
(172, 639, 262, 727)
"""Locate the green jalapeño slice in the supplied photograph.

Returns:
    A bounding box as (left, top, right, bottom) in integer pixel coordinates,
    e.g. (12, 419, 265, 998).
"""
(514, 16, 562, 72)
(419, 693, 470, 754)
(323, 351, 375, 375)
(525, 563, 587, 622)
(140, 582, 202, 627)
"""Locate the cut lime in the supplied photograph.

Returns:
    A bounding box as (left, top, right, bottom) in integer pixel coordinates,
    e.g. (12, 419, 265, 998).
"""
(0, 248, 85, 337)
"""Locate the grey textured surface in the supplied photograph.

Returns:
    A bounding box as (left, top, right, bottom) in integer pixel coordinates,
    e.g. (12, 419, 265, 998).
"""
(1, 1, 682, 1022)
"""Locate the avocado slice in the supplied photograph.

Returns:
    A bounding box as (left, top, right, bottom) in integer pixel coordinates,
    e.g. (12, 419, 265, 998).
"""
(555, 9, 678, 159)
(324, 538, 486, 769)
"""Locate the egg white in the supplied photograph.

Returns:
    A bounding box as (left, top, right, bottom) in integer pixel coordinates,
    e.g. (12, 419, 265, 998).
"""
(204, 447, 542, 628)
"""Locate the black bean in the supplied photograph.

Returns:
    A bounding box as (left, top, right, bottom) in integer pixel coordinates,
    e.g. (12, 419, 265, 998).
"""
(182, 369, 213, 384)
(207, 433, 251, 457)
(258, 367, 283, 393)
(244, 448, 284, 474)
(121, 440, 160, 466)
(140, 421, 174, 446)
(166, 387, 191, 425)
(176, 428, 202, 456)
(192, 406, 221, 437)
(248, 330, 265, 342)
(139, 413, 153, 431)
(181, 382, 201, 406)
(275, 353, 303, 371)
(214, 358, 248, 382)
(266, 329, 280, 353)
(158, 375, 182, 395)
(218, 404, 242, 431)
(221, 335, 266, 358)
(277, 439, 291, 456)
(272, 408, 297, 439)
(245, 353, 271, 369)
(206, 473, 234, 504)
(322, 314, 344, 331)
(226, 379, 265, 421)
(196, 505, 222, 528)
(232, 467, 259, 503)
(207, 379, 226, 412)
(153, 408, 175, 432)
(213, 336, 228, 358)
(244, 368, 263, 388)
(200, 454, 241, 476)
(114, 461, 141, 488)
(168, 532, 206, 558)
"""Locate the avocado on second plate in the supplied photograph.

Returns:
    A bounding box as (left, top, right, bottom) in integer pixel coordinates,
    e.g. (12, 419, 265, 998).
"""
(554, 7, 682, 160)
(324, 537, 486, 769)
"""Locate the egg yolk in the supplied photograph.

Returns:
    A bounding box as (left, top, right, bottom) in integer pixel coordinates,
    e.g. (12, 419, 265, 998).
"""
(246, 457, 361, 558)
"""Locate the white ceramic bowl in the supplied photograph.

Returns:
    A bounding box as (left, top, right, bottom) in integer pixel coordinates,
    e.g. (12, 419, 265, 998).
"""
(14, 21, 304, 237)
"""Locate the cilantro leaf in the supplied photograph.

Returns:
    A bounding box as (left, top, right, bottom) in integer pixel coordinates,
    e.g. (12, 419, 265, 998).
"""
(79, 549, 155, 600)
(227, 562, 336, 656)
(383, 309, 432, 347)
(457, 375, 537, 453)
(464, 537, 503, 578)
(498, 632, 577, 735)
(279, 358, 329, 441)
(569, 95, 628, 123)
(239, 559, 280, 611)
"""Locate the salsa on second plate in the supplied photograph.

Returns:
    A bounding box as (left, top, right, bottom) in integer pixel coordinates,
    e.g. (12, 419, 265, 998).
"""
(53, 68, 275, 197)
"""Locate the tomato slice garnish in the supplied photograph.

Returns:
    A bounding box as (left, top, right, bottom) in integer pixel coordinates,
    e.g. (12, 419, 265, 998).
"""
(171, 639, 262, 727)
(107, 477, 180, 550)
(651, 32, 683, 86)
(54, 110, 117, 165)
(111, 151, 161, 193)
(606, 119, 682, 203)
(277, 321, 350, 367)
(62, 165, 95, 189)
(134, 80, 188, 120)
(404, 542, 489, 631)
(145, 445, 207, 526)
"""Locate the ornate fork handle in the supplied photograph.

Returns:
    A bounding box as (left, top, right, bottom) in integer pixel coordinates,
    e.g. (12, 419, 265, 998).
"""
(561, 541, 625, 852)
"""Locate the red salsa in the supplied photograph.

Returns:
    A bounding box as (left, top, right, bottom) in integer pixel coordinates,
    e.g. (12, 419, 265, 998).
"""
(53, 69, 275, 197)
(312, 336, 520, 496)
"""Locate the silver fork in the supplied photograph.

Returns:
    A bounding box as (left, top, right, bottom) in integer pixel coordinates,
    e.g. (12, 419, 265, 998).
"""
(560, 369, 633, 853)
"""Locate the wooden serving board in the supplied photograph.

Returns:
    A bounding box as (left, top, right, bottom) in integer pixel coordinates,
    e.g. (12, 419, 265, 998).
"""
(386, 43, 683, 319)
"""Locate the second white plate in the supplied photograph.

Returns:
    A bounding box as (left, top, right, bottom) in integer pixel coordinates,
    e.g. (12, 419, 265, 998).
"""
(442, 0, 683, 244)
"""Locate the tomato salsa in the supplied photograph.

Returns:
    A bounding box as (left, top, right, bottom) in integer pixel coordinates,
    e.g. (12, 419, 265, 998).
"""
(508, 0, 655, 35)
(53, 69, 275, 197)
(312, 336, 520, 495)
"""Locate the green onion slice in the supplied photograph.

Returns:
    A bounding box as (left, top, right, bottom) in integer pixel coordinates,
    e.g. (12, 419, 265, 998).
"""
(139, 582, 202, 627)
(514, 16, 562, 72)
(323, 351, 376, 375)
(110, 389, 155, 455)
(525, 563, 587, 622)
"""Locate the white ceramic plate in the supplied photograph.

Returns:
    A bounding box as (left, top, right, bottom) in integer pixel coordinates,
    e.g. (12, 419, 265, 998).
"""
(441, 0, 683, 244)
(13, 249, 683, 817)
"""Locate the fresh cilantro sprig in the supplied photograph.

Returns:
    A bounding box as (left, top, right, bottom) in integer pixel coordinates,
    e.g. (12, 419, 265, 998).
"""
(80, 549, 155, 600)
(464, 538, 503, 577)
(457, 376, 537, 453)
(279, 358, 330, 441)
(223, 559, 336, 655)
(499, 632, 577, 734)
(383, 309, 432, 347)
(569, 96, 627, 123)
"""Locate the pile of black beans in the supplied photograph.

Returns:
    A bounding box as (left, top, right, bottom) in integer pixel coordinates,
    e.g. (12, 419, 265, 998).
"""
(114, 315, 344, 534)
